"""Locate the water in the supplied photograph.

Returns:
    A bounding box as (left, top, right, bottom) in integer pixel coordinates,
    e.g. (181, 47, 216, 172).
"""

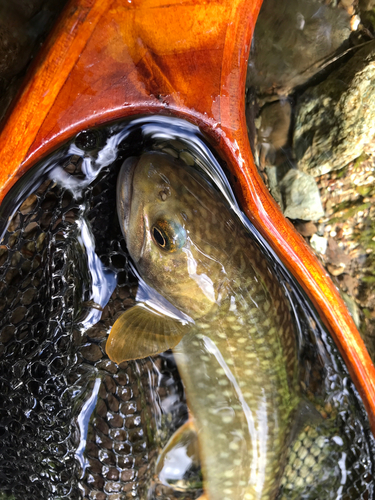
(0, 116, 373, 499)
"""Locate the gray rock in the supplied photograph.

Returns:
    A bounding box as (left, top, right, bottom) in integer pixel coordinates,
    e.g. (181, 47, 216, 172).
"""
(265, 166, 284, 211)
(256, 100, 292, 166)
(310, 234, 328, 254)
(246, 0, 351, 95)
(341, 292, 361, 329)
(279, 169, 325, 220)
(294, 40, 375, 177)
(359, 0, 375, 11)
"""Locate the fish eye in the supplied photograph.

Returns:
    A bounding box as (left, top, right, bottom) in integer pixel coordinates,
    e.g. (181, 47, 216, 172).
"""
(152, 227, 166, 247)
(151, 219, 186, 252)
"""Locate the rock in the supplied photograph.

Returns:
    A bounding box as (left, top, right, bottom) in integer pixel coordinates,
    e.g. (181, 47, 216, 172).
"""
(310, 234, 328, 254)
(327, 263, 346, 276)
(246, 0, 351, 95)
(256, 100, 292, 166)
(341, 291, 361, 328)
(338, 273, 358, 296)
(265, 166, 284, 211)
(340, 0, 354, 8)
(279, 169, 325, 220)
(325, 237, 350, 267)
(0, 6, 31, 78)
(294, 40, 375, 176)
(0, 0, 68, 124)
(294, 221, 318, 237)
(359, 0, 375, 10)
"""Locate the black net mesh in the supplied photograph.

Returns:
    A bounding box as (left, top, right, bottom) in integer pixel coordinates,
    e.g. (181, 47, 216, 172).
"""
(0, 173, 81, 498)
(0, 155, 188, 500)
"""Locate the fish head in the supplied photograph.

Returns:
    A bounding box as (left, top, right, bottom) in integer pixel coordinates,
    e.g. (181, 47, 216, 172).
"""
(117, 151, 236, 319)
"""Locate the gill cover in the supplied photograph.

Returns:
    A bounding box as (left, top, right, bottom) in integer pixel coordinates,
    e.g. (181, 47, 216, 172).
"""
(107, 151, 233, 364)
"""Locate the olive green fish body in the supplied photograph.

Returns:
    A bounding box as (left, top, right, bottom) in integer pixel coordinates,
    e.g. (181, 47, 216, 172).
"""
(173, 244, 300, 499)
(110, 152, 305, 499)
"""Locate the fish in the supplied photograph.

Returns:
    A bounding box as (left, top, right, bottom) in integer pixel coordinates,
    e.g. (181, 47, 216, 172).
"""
(106, 151, 343, 500)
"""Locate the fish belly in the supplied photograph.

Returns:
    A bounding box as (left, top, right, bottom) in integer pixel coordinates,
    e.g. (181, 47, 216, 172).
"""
(173, 314, 299, 500)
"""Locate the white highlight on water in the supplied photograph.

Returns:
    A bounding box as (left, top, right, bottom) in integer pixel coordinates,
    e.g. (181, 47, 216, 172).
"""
(183, 247, 216, 303)
(75, 377, 101, 476)
(77, 218, 117, 328)
(132, 264, 193, 325)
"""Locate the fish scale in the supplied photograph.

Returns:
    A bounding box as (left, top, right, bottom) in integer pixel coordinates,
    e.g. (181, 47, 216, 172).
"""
(110, 150, 362, 500)
(173, 251, 300, 500)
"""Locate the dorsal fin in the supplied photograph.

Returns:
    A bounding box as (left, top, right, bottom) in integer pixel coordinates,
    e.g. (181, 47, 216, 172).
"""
(106, 303, 190, 364)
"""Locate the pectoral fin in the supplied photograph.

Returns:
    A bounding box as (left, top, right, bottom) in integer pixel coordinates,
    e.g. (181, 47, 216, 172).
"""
(106, 303, 188, 364)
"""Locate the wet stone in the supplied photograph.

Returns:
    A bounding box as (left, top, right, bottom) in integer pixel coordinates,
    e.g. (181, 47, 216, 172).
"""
(310, 234, 328, 255)
(256, 100, 292, 167)
(360, 0, 375, 8)
(279, 169, 325, 221)
(294, 221, 318, 237)
(247, 0, 351, 95)
(294, 40, 375, 176)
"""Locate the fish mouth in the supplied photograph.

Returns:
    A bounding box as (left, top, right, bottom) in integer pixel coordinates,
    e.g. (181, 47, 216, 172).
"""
(116, 156, 138, 239)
